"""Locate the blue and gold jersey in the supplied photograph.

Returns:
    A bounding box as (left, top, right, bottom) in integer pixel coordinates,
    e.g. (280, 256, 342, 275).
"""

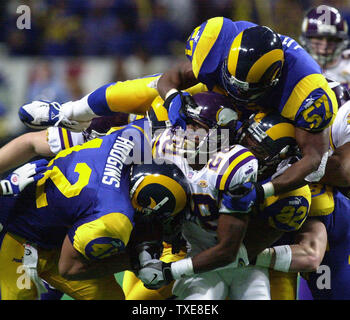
(5, 119, 152, 260)
(185, 17, 338, 131)
(258, 183, 311, 232)
(302, 184, 350, 299)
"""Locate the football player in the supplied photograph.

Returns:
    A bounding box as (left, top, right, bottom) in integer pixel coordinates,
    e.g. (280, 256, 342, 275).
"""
(255, 182, 350, 300)
(18, 18, 337, 219)
(300, 5, 350, 87)
(155, 17, 336, 207)
(251, 82, 350, 300)
(299, 183, 350, 300)
(11, 91, 257, 299)
(10, 87, 340, 298)
(264, 84, 350, 299)
(136, 94, 312, 300)
(5, 90, 315, 299)
(0, 117, 190, 300)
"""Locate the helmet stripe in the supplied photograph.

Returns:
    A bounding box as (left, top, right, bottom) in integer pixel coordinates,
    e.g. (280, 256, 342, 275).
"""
(192, 17, 224, 78)
(265, 122, 295, 140)
(246, 49, 284, 83)
(227, 31, 244, 77)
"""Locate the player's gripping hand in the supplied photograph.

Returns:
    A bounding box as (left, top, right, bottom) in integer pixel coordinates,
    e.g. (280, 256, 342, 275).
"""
(137, 260, 173, 290)
(128, 240, 163, 271)
(0, 159, 48, 196)
(163, 91, 197, 130)
(221, 182, 265, 213)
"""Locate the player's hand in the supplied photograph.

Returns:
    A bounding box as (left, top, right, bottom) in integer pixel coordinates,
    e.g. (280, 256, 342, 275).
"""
(0, 159, 48, 196)
(164, 91, 196, 130)
(137, 260, 173, 290)
(135, 240, 163, 269)
(221, 182, 264, 213)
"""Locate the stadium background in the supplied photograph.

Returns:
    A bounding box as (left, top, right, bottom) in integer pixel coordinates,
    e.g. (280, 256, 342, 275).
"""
(0, 0, 349, 300)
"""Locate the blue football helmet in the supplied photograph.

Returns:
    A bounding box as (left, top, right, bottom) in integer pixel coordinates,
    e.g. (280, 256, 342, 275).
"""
(222, 26, 284, 103)
(129, 162, 190, 241)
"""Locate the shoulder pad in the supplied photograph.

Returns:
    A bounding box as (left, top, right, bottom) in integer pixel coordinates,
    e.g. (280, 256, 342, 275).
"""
(286, 74, 337, 131)
(261, 185, 311, 232)
(309, 183, 335, 217)
(207, 145, 257, 191)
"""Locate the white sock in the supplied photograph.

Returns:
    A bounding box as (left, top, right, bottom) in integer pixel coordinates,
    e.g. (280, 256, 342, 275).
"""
(62, 94, 98, 122)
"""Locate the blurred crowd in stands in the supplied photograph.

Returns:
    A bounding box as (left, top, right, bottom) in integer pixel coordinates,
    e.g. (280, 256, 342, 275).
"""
(3, 0, 350, 58)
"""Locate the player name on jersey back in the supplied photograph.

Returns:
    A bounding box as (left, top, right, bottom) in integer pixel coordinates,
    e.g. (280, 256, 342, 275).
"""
(102, 136, 135, 188)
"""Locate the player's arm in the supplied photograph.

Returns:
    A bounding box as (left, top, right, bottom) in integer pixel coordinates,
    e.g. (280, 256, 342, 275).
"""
(58, 235, 132, 281)
(157, 61, 201, 130)
(191, 213, 249, 273)
(58, 230, 162, 281)
(0, 130, 51, 196)
(157, 60, 199, 99)
(319, 142, 350, 186)
(255, 219, 327, 273)
(269, 127, 329, 195)
(137, 185, 255, 289)
(243, 217, 285, 263)
(137, 212, 249, 289)
(0, 130, 53, 173)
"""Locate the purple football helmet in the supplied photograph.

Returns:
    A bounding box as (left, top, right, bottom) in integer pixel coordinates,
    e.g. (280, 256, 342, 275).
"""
(186, 91, 238, 129)
(83, 113, 129, 141)
(300, 5, 349, 67)
(174, 91, 238, 158)
(327, 78, 350, 107)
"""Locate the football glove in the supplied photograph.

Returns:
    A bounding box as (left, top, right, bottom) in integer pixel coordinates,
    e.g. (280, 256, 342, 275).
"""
(128, 240, 163, 272)
(137, 260, 173, 290)
(221, 182, 264, 213)
(0, 159, 48, 196)
(164, 91, 196, 130)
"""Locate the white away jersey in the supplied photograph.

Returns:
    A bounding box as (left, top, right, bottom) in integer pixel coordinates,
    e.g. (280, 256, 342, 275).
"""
(153, 128, 258, 251)
(329, 101, 350, 154)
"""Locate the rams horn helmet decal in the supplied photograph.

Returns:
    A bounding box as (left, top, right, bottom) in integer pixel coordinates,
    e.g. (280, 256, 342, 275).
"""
(238, 111, 298, 178)
(130, 162, 189, 239)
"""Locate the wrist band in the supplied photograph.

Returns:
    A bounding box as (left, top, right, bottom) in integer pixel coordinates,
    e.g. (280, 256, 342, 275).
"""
(165, 88, 179, 100)
(273, 245, 292, 272)
(262, 182, 275, 198)
(255, 248, 273, 268)
(171, 258, 194, 280)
